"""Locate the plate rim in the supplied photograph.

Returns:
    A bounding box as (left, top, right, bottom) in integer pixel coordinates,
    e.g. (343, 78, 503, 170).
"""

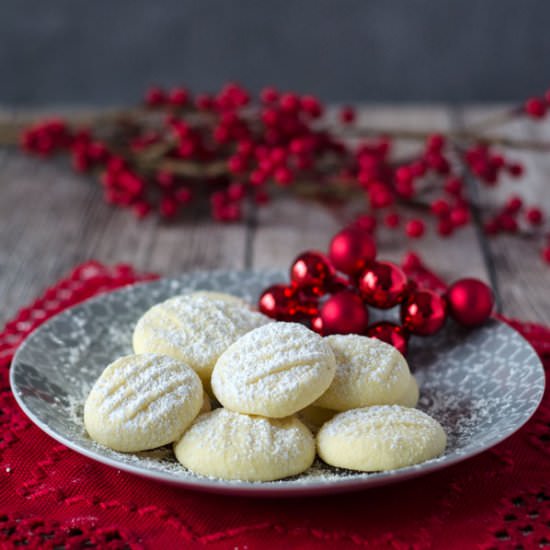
(9, 269, 547, 496)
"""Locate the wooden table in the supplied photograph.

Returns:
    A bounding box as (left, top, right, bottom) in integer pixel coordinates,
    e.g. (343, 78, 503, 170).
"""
(1, 106, 549, 327)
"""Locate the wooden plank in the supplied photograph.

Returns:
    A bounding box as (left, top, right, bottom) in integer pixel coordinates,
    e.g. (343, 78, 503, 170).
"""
(457, 106, 550, 324)
(251, 106, 490, 288)
(0, 110, 248, 326)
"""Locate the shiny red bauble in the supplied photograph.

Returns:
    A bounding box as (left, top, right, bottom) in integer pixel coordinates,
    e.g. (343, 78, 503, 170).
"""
(446, 278, 494, 327)
(366, 322, 409, 355)
(328, 227, 377, 276)
(319, 290, 369, 335)
(290, 251, 334, 295)
(258, 284, 298, 321)
(293, 288, 321, 318)
(359, 261, 409, 309)
(400, 289, 447, 336)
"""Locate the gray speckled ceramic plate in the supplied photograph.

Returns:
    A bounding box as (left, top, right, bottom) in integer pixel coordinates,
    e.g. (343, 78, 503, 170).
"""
(10, 270, 545, 497)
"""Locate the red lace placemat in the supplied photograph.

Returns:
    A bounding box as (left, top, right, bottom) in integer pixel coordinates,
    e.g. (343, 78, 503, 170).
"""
(1, 261, 549, 549)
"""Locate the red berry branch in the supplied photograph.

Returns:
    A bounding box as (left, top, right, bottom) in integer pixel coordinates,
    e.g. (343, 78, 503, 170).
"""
(0, 83, 549, 262)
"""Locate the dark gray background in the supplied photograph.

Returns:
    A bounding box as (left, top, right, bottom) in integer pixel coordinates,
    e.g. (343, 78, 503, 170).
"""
(1, 0, 548, 106)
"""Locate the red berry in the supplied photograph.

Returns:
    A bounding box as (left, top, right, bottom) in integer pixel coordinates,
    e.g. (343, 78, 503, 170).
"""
(483, 219, 499, 235)
(221, 202, 241, 221)
(213, 125, 230, 143)
(410, 160, 427, 177)
(524, 97, 547, 119)
(384, 212, 400, 228)
(437, 218, 454, 237)
(431, 198, 450, 217)
(505, 196, 523, 213)
(175, 187, 192, 204)
(426, 152, 450, 175)
(405, 219, 425, 239)
(228, 155, 248, 174)
(396, 179, 415, 199)
(176, 139, 196, 158)
(340, 106, 356, 124)
(254, 189, 270, 205)
(249, 169, 267, 187)
(237, 140, 254, 156)
(270, 146, 288, 165)
(369, 184, 393, 209)
(261, 108, 279, 126)
(444, 177, 464, 196)
(274, 166, 293, 186)
(426, 133, 446, 151)
(543, 246, 550, 264)
(170, 120, 190, 139)
(227, 182, 247, 201)
(353, 215, 377, 233)
(195, 94, 214, 111)
(156, 170, 175, 188)
(499, 214, 518, 232)
(300, 95, 323, 118)
(507, 163, 524, 177)
(395, 166, 413, 184)
(133, 201, 152, 219)
(72, 152, 90, 172)
(144, 87, 166, 106)
(402, 251, 423, 271)
(279, 92, 300, 112)
(168, 87, 189, 106)
(260, 87, 279, 104)
(450, 207, 470, 226)
(526, 207, 543, 225)
(160, 197, 178, 218)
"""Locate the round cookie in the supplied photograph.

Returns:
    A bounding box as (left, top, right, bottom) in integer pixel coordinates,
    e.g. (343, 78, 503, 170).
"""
(84, 354, 202, 452)
(395, 375, 419, 408)
(133, 294, 270, 385)
(174, 408, 315, 481)
(314, 335, 411, 411)
(211, 322, 336, 418)
(317, 405, 446, 471)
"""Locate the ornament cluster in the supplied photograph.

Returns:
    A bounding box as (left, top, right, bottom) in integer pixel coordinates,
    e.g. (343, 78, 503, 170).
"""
(259, 224, 495, 355)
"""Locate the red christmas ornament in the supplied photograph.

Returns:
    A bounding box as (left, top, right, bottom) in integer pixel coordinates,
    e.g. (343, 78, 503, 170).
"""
(258, 284, 298, 321)
(290, 251, 334, 295)
(446, 278, 494, 327)
(319, 290, 369, 335)
(328, 227, 377, 276)
(358, 261, 409, 309)
(400, 289, 447, 336)
(294, 288, 321, 318)
(366, 322, 409, 355)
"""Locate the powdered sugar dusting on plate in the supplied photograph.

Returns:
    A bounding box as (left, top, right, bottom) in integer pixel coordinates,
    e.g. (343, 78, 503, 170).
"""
(11, 270, 544, 493)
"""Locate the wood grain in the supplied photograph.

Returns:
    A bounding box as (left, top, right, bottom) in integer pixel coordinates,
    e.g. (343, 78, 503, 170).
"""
(457, 106, 550, 324)
(0, 105, 546, 328)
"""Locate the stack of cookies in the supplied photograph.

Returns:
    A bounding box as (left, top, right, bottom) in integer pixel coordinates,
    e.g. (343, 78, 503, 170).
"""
(84, 292, 446, 481)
